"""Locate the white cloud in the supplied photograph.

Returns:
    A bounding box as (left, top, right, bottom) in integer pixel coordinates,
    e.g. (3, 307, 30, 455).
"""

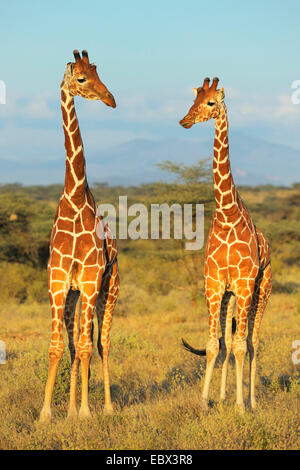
(1, 85, 300, 167)
(0, 91, 58, 120)
(77, 87, 192, 124)
(235, 168, 247, 177)
(2, 85, 300, 130)
(274, 94, 300, 119)
(228, 89, 300, 126)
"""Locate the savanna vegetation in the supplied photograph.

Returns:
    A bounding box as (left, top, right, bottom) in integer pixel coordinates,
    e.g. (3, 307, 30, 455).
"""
(0, 164, 299, 450)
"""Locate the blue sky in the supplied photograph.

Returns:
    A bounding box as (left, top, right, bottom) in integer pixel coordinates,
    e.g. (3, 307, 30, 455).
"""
(1, 0, 299, 92)
(0, 0, 300, 183)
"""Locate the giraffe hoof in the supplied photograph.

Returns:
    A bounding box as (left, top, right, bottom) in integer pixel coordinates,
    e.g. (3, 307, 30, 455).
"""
(39, 408, 52, 423)
(67, 408, 78, 420)
(103, 405, 114, 416)
(235, 403, 245, 415)
(78, 407, 92, 419)
(250, 400, 257, 411)
(200, 398, 209, 412)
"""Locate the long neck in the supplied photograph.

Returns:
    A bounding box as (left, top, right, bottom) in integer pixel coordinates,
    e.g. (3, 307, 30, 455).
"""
(213, 104, 239, 222)
(61, 80, 87, 206)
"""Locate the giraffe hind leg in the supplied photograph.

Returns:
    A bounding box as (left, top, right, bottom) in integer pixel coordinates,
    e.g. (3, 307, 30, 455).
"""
(64, 289, 81, 419)
(96, 261, 120, 415)
(247, 265, 272, 410)
(219, 292, 236, 402)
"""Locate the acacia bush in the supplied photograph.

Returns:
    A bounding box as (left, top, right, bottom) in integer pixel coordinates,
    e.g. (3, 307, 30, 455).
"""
(0, 262, 48, 303)
(0, 175, 299, 304)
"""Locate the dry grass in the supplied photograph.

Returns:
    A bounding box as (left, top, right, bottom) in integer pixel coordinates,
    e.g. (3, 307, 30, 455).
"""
(0, 286, 299, 450)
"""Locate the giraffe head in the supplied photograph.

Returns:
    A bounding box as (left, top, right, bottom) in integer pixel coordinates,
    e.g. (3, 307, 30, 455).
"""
(63, 50, 116, 108)
(179, 77, 224, 128)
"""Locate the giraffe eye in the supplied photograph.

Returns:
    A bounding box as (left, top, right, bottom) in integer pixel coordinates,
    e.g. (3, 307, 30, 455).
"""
(77, 77, 87, 84)
(207, 101, 215, 107)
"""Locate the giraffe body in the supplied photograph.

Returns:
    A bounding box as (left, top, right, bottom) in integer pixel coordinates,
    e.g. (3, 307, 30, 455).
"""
(40, 50, 119, 422)
(180, 78, 272, 411)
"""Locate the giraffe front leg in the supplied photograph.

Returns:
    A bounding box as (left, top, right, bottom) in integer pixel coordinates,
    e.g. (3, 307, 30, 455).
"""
(96, 262, 119, 415)
(201, 280, 225, 409)
(232, 285, 254, 414)
(78, 286, 98, 419)
(40, 287, 67, 422)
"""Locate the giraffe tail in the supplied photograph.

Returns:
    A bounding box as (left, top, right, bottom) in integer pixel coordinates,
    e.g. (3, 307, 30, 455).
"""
(181, 338, 206, 356)
(232, 316, 237, 334)
(182, 317, 236, 356)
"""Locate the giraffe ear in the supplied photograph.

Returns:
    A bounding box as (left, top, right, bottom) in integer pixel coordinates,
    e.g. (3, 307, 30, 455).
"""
(216, 87, 225, 102)
(67, 62, 74, 75)
(193, 87, 198, 97)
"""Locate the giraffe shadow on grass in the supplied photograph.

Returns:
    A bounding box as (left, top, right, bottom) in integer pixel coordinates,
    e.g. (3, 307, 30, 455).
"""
(87, 361, 207, 411)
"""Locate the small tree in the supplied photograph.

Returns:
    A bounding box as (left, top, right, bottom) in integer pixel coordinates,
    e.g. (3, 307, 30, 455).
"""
(154, 158, 214, 305)
(157, 158, 212, 185)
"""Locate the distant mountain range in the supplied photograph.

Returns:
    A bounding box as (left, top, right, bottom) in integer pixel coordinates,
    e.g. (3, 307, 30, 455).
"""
(0, 132, 299, 186)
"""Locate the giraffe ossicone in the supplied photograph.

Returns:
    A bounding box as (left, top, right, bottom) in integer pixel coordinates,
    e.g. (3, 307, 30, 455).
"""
(180, 77, 272, 412)
(40, 50, 119, 422)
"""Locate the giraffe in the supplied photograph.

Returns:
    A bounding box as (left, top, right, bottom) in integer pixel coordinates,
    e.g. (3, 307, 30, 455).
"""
(40, 50, 120, 422)
(179, 77, 272, 412)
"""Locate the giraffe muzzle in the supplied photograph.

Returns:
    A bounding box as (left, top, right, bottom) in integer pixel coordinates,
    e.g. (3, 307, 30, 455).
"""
(101, 91, 117, 108)
(179, 116, 194, 129)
